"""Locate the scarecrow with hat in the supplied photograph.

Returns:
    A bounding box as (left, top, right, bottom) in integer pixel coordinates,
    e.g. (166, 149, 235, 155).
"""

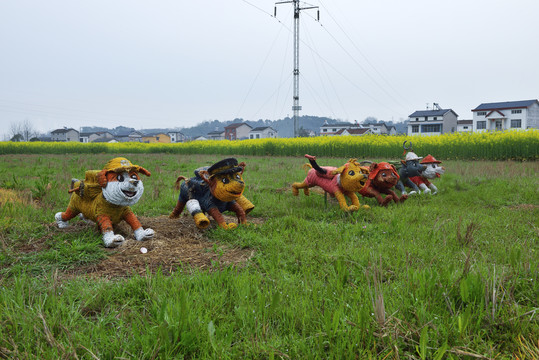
(170, 158, 254, 229)
(55, 157, 154, 247)
(394, 141, 427, 195)
(358, 161, 407, 206)
(410, 154, 445, 194)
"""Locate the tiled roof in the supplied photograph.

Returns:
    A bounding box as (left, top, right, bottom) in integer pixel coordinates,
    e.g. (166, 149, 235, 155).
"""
(472, 99, 538, 111)
(345, 128, 370, 135)
(224, 123, 252, 129)
(320, 122, 353, 128)
(409, 109, 455, 117)
(51, 128, 77, 134)
(251, 126, 274, 132)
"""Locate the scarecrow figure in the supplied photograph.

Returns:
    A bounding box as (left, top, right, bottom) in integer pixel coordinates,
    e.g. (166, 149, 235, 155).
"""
(291, 154, 370, 212)
(359, 162, 407, 206)
(55, 157, 154, 248)
(395, 141, 427, 195)
(410, 154, 445, 194)
(170, 158, 254, 229)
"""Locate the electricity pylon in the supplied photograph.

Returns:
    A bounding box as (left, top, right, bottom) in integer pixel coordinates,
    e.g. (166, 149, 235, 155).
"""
(275, 0, 319, 137)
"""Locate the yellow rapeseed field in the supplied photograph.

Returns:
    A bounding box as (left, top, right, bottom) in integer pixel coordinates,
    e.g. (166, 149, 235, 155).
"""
(1, 129, 537, 160)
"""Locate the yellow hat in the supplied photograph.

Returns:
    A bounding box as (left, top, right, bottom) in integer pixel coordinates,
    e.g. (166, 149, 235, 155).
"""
(102, 157, 143, 173)
(97, 157, 150, 187)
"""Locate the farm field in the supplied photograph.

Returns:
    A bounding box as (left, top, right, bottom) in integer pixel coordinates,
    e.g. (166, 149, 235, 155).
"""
(0, 153, 538, 359)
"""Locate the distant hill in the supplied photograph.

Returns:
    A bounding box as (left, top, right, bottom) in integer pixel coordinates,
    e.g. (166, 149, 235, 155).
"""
(80, 116, 407, 139)
(180, 116, 341, 138)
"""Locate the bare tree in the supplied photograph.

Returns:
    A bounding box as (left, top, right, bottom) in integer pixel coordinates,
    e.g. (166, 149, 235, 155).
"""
(9, 119, 38, 141)
(9, 121, 22, 140)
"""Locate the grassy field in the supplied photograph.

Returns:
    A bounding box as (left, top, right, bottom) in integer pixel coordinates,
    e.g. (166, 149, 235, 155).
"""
(0, 153, 538, 359)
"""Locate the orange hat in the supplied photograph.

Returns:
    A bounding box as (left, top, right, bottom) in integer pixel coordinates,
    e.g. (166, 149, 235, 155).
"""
(368, 162, 399, 180)
(420, 154, 441, 164)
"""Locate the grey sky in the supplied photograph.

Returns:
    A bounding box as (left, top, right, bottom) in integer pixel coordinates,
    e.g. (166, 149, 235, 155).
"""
(1, 0, 538, 138)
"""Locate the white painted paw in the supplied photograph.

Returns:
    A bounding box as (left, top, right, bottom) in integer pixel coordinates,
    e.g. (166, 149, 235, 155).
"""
(408, 191, 418, 196)
(134, 227, 155, 241)
(78, 213, 92, 223)
(103, 231, 125, 248)
(55, 212, 70, 229)
(423, 188, 431, 194)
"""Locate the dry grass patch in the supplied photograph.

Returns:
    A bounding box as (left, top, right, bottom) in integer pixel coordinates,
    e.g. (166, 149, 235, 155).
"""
(62, 215, 257, 279)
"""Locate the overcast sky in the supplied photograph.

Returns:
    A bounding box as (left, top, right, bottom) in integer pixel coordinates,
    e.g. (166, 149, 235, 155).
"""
(1, 0, 538, 138)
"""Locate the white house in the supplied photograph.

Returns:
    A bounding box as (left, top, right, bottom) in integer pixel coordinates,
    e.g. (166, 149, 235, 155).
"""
(51, 128, 79, 142)
(472, 99, 539, 132)
(207, 130, 225, 140)
(337, 128, 372, 136)
(457, 120, 473, 133)
(320, 121, 356, 136)
(224, 123, 252, 140)
(168, 131, 187, 143)
(249, 126, 278, 139)
(407, 105, 458, 136)
(362, 123, 388, 135)
(79, 132, 91, 143)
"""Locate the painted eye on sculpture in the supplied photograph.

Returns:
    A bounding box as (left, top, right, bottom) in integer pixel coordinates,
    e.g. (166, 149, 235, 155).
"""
(381, 172, 387, 177)
(117, 174, 125, 182)
(130, 174, 138, 180)
(222, 178, 229, 184)
(348, 170, 355, 176)
(431, 164, 436, 168)
(235, 174, 241, 180)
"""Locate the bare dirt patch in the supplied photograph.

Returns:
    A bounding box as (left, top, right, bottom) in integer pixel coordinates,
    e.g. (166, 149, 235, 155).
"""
(63, 215, 258, 279)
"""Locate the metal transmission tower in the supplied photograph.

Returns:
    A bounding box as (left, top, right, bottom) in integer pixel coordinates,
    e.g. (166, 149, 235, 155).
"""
(275, 1, 319, 137)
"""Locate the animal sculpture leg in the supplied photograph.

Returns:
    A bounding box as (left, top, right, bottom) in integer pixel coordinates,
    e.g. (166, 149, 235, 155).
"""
(97, 215, 125, 248)
(404, 178, 420, 195)
(169, 200, 186, 219)
(124, 210, 155, 241)
(418, 183, 431, 194)
(55, 207, 79, 228)
(347, 191, 370, 210)
(236, 195, 255, 214)
(395, 181, 407, 195)
(291, 181, 310, 196)
(229, 201, 247, 225)
(208, 207, 237, 229)
(385, 189, 407, 204)
(185, 199, 210, 229)
(334, 191, 358, 212)
(428, 183, 438, 195)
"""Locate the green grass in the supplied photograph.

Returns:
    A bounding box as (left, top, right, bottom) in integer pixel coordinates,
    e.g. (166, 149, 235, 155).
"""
(1, 154, 538, 359)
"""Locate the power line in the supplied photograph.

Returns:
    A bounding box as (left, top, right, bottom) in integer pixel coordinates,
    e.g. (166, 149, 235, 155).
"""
(275, 0, 320, 137)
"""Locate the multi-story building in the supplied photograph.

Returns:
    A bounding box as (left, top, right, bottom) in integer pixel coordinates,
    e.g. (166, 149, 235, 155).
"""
(51, 128, 79, 142)
(168, 131, 187, 143)
(319, 121, 355, 136)
(407, 105, 458, 136)
(472, 99, 539, 132)
(207, 130, 225, 140)
(224, 123, 252, 140)
(142, 133, 171, 143)
(457, 120, 473, 133)
(249, 126, 278, 139)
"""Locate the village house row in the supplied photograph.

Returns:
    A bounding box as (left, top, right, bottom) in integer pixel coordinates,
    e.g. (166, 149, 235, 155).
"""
(49, 99, 539, 143)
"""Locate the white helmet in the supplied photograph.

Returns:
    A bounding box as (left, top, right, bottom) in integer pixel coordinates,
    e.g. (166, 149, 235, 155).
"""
(405, 151, 423, 161)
